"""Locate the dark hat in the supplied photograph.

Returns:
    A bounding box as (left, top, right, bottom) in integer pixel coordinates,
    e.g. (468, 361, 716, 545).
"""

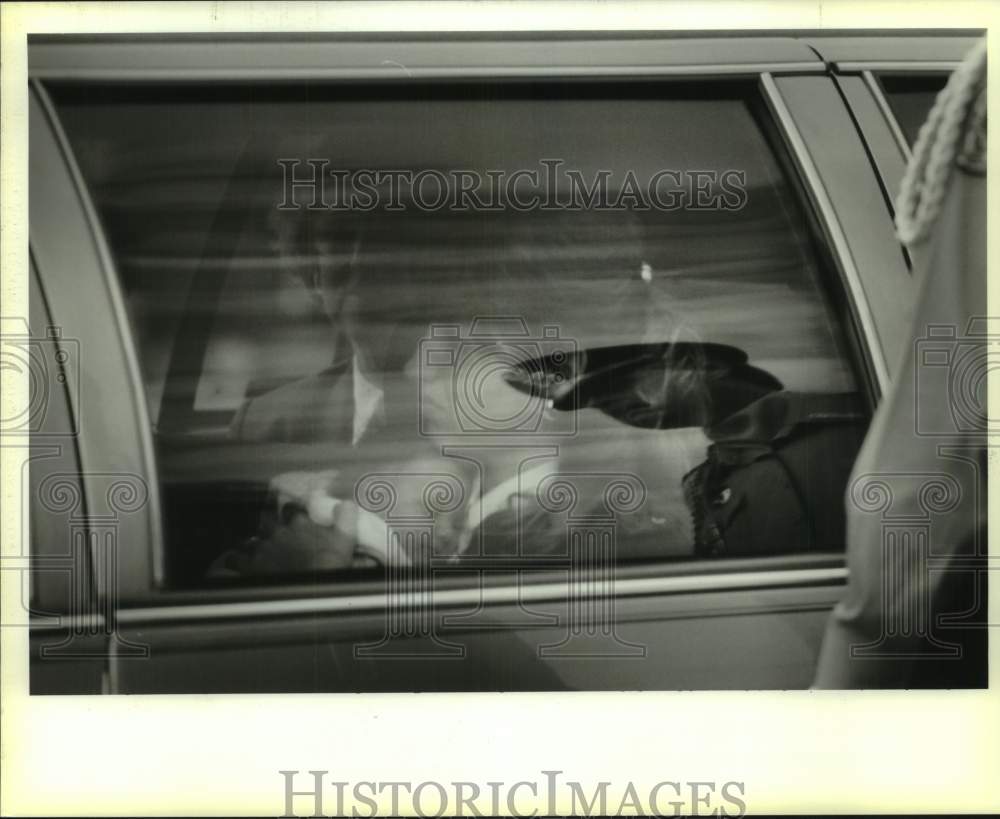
(504, 341, 782, 429)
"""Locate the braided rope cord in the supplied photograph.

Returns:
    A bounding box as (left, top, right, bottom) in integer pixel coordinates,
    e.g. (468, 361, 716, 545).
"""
(895, 38, 987, 245)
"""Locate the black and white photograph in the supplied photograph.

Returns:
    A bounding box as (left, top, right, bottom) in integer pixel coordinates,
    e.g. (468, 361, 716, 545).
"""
(1, 1, 996, 816)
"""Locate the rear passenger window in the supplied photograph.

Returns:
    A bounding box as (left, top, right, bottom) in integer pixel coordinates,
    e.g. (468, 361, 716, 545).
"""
(877, 73, 949, 147)
(49, 81, 867, 588)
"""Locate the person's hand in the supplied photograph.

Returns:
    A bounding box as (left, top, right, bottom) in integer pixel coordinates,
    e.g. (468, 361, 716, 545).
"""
(206, 470, 354, 578)
(266, 469, 408, 567)
(269, 469, 341, 519)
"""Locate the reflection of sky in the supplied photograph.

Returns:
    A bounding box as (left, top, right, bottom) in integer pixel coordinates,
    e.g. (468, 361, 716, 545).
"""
(57, 88, 783, 258)
(59, 91, 771, 192)
(51, 84, 860, 412)
(53, 85, 860, 567)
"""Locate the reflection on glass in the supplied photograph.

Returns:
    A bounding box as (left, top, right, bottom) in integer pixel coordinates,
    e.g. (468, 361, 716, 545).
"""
(878, 73, 949, 147)
(52, 83, 867, 587)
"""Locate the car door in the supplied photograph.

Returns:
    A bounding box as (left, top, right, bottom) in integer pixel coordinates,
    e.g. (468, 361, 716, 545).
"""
(27, 83, 161, 693)
(29, 33, 911, 693)
(804, 35, 978, 231)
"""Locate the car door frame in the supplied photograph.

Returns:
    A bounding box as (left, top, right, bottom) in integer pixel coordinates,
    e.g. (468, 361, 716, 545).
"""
(805, 36, 977, 201)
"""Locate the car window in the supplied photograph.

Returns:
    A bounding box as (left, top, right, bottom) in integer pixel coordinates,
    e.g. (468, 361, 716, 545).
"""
(877, 73, 949, 147)
(50, 81, 867, 588)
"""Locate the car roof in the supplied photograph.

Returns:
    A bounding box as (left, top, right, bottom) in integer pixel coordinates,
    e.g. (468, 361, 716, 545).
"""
(28, 30, 982, 81)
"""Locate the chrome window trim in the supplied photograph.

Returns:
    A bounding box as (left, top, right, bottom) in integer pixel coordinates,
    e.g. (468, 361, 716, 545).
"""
(861, 69, 915, 162)
(30, 79, 167, 587)
(30, 615, 104, 633)
(105, 566, 847, 626)
(759, 72, 890, 395)
(28, 35, 825, 81)
(30, 63, 825, 82)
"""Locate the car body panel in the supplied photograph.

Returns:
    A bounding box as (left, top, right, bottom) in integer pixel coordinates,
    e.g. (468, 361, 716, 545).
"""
(112, 563, 844, 692)
(834, 74, 910, 211)
(802, 34, 979, 70)
(766, 74, 912, 383)
(28, 34, 824, 80)
(26, 32, 963, 692)
(29, 84, 164, 598)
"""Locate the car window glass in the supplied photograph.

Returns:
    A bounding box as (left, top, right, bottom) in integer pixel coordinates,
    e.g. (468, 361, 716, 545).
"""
(877, 73, 949, 147)
(50, 82, 867, 588)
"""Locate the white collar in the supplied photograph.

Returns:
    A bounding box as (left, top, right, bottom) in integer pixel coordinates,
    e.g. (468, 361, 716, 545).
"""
(351, 354, 386, 446)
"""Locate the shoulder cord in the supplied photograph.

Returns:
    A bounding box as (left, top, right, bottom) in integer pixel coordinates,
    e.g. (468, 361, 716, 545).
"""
(895, 38, 987, 245)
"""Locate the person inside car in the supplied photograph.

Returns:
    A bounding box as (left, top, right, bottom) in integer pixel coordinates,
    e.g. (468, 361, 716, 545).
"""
(229, 206, 368, 445)
(211, 208, 673, 575)
(211, 210, 559, 576)
(210, 206, 867, 578)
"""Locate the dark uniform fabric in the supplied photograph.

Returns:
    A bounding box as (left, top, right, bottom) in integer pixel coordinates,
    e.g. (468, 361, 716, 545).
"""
(682, 391, 867, 558)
